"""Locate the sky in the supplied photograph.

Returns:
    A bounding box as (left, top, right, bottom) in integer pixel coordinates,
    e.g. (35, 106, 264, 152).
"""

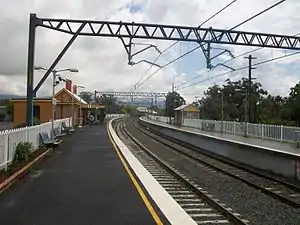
(0, 0, 300, 103)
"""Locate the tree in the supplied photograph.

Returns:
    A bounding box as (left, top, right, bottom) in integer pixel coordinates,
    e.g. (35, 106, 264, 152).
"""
(5, 102, 13, 115)
(285, 82, 300, 125)
(197, 78, 268, 122)
(121, 105, 133, 114)
(98, 94, 121, 114)
(256, 94, 286, 124)
(165, 91, 185, 117)
(79, 91, 93, 104)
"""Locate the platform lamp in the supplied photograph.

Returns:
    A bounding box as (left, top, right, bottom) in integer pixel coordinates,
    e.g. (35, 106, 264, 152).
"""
(34, 66, 78, 138)
(77, 85, 85, 128)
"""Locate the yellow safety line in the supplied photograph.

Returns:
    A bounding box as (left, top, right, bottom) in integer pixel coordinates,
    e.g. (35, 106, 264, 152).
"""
(107, 126, 163, 225)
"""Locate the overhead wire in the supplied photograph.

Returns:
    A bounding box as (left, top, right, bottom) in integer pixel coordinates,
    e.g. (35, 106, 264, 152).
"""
(131, 0, 238, 91)
(134, 0, 287, 90)
(130, 42, 178, 91)
(222, 31, 300, 64)
(198, 0, 238, 28)
(175, 0, 289, 88)
(178, 50, 300, 91)
(176, 30, 300, 89)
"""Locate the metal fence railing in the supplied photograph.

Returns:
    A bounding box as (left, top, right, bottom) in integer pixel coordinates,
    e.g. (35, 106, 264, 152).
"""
(146, 115, 300, 144)
(0, 117, 72, 171)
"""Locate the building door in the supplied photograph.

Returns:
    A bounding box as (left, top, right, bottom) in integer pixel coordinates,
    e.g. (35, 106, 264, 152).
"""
(33, 105, 40, 120)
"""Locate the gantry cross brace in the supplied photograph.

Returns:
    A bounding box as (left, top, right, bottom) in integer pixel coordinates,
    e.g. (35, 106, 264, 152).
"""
(37, 17, 300, 49)
(95, 91, 167, 98)
(26, 13, 300, 125)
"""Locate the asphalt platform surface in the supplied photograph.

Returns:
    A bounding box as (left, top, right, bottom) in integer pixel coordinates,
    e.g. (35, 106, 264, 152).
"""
(0, 123, 168, 225)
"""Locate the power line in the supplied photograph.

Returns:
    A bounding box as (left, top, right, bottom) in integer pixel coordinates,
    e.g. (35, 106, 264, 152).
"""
(253, 51, 300, 66)
(175, 48, 259, 89)
(198, 0, 238, 28)
(220, 33, 300, 65)
(231, 0, 286, 30)
(130, 42, 178, 91)
(178, 50, 300, 90)
(135, 0, 287, 90)
(176, 1, 294, 88)
(176, 70, 209, 89)
(177, 31, 300, 89)
(131, 0, 238, 90)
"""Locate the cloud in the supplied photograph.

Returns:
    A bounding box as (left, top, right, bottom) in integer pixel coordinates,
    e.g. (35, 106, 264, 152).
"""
(0, 0, 299, 104)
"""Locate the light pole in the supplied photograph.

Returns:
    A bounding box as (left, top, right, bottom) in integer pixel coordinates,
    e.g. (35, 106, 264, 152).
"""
(194, 96, 200, 119)
(235, 87, 248, 137)
(217, 89, 224, 134)
(77, 85, 85, 128)
(34, 66, 78, 138)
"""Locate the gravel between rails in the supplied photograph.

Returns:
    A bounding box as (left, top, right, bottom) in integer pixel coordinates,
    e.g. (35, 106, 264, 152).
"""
(115, 121, 247, 225)
(123, 119, 300, 225)
(138, 121, 300, 206)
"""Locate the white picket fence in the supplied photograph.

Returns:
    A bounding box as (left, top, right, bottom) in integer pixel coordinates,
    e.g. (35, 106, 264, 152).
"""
(147, 115, 300, 143)
(0, 117, 72, 171)
(106, 114, 127, 119)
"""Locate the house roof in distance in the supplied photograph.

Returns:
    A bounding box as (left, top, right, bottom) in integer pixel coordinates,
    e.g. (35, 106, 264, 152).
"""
(55, 88, 88, 104)
(174, 104, 199, 112)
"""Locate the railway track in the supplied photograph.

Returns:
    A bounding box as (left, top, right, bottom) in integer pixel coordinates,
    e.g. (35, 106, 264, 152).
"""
(115, 120, 249, 225)
(130, 118, 300, 209)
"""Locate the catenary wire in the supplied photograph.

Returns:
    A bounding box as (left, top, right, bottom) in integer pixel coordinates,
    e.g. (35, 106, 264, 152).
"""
(135, 0, 287, 90)
(131, 0, 238, 91)
(176, 31, 300, 89)
(177, 50, 300, 91)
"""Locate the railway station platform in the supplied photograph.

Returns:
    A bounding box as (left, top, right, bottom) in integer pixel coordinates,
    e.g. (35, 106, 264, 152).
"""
(0, 122, 177, 225)
(143, 117, 300, 156)
(141, 117, 300, 179)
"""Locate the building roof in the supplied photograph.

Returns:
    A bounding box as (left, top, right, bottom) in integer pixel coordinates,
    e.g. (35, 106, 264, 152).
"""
(136, 106, 149, 112)
(174, 104, 189, 111)
(64, 88, 88, 104)
(174, 104, 199, 112)
(135, 107, 157, 114)
(55, 88, 88, 104)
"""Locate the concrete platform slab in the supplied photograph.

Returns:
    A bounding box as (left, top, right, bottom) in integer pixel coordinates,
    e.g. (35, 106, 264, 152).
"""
(0, 123, 168, 225)
(143, 117, 300, 156)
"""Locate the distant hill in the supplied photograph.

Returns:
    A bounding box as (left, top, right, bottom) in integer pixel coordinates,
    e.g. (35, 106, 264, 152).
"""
(119, 99, 166, 108)
(0, 94, 51, 100)
(0, 94, 24, 100)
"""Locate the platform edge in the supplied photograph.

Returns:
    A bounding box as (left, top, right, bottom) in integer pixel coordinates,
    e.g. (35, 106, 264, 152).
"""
(140, 117, 300, 157)
(108, 119, 197, 225)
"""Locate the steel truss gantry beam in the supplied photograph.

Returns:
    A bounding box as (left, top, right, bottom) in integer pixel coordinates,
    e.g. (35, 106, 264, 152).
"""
(26, 13, 300, 125)
(38, 18, 300, 49)
(95, 91, 167, 98)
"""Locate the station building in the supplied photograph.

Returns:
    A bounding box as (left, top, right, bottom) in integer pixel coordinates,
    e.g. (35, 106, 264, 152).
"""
(11, 88, 104, 127)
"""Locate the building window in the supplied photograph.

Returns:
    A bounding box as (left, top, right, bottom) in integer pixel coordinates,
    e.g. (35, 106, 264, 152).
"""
(33, 105, 40, 120)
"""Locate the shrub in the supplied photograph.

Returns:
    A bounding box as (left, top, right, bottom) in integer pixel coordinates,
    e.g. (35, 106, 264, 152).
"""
(0, 113, 5, 122)
(14, 142, 33, 161)
(5, 102, 13, 115)
(33, 117, 40, 125)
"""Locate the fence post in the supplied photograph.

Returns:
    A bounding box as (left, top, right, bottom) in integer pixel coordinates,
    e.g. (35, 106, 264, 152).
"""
(280, 125, 283, 143)
(261, 124, 264, 139)
(26, 127, 29, 142)
(233, 121, 236, 135)
(6, 134, 10, 171)
(1, 135, 8, 171)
